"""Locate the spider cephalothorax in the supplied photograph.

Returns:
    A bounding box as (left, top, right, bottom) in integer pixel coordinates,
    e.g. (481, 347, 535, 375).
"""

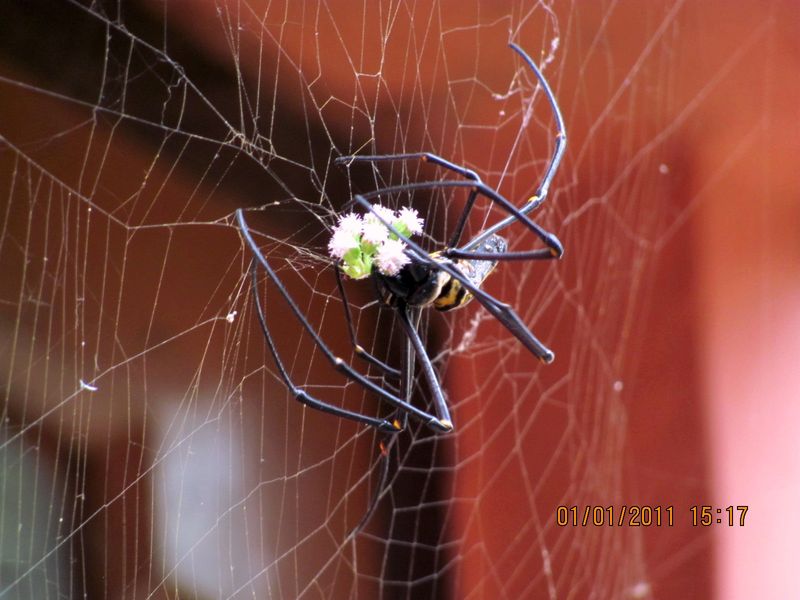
(375, 235, 507, 312)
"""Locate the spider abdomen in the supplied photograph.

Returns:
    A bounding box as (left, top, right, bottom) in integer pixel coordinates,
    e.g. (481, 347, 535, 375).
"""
(433, 234, 507, 311)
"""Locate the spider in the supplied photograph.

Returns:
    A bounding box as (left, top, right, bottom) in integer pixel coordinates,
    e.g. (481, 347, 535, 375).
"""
(236, 43, 565, 436)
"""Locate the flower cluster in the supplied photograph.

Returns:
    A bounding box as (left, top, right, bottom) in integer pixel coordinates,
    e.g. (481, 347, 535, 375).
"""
(328, 205, 424, 279)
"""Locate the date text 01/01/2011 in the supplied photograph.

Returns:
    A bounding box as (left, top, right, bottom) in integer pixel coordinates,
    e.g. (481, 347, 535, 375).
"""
(555, 505, 749, 527)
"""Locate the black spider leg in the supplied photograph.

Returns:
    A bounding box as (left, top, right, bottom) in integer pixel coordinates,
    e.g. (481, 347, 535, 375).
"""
(465, 42, 567, 250)
(348, 434, 393, 538)
(352, 196, 556, 363)
(336, 43, 566, 253)
(334, 267, 402, 394)
(396, 301, 453, 427)
(350, 331, 410, 536)
(237, 209, 452, 432)
(396, 305, 418, 433)
(247, 259, 396, 432)
(334, 267, 404, 534)
(355, 180, 563, 262)
(350, 304, 422, 536)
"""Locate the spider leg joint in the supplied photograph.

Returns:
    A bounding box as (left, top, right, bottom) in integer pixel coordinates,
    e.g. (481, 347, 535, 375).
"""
(378, 420, 403, 433)
(546, 234, 564, 259)
(430, 418, 454, 433)
(526, 195, 543, 210)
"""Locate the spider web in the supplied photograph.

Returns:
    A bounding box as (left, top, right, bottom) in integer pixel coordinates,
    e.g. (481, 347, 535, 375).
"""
(0, 1, 783, 599)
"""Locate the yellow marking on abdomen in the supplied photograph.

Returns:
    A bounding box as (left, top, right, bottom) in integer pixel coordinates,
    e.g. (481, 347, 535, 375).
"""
(433, 277, 471, 311)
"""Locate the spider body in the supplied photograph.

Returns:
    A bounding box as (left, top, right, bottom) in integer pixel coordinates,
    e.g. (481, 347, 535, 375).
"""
(238, 43, 566, 439)
(375, 234, 507, 312)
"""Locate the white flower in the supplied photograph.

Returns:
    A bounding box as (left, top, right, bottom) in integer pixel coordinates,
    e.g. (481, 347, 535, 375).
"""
(396, 206, 424, 235)
(364, 204, 396, 227)
(328, 211, 364, 259)
(328, 226, 360, 259)
(375, 238, 410, 276)
(336, 212, 363, 236)
(361, 218, 390, 245)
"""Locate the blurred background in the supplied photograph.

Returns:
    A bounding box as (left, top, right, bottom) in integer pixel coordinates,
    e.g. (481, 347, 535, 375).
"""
(0, 1, 798, 598)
